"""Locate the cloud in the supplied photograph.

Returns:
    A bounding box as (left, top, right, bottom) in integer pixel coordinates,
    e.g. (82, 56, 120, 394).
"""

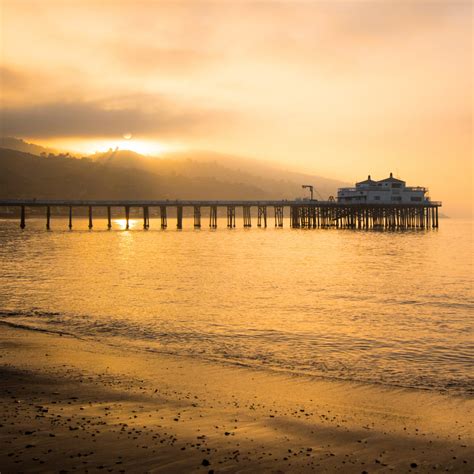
(216, 1, 471, 65)
(109, 43, 220, 75)
(0, 66, 26, 91)
(0, 96, 231, 139)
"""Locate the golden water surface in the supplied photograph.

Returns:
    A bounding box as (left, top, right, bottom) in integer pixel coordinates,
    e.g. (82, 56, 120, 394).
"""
(0, 216, 472, 395)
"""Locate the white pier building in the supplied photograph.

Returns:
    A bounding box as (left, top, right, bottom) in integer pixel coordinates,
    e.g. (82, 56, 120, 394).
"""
(337, 173, 429, 204)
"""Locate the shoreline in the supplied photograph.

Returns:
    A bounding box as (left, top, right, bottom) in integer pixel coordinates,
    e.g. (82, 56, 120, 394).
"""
(1, 319, 471, 398)
(0, 325, 472, 472)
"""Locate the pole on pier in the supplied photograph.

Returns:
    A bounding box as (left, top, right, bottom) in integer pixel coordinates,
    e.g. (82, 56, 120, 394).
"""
(177, 206, 183, 230)
(194, 206, 201, 228)
(160, 206, 167, 229)
(88, 206, 93, 229)
(68, 206, 73, 229)
(107, 206, 112, 230)
(46, 206, 51, 230)
(20, 205, 26, 229)
(125, 206, 130, 230)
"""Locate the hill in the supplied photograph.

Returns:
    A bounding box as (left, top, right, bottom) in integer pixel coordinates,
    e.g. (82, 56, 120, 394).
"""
(90, 149, 346, 200)
(0, 148, 270, 200)
(0, 137, 62, 157)
(0, 138, 348, 200)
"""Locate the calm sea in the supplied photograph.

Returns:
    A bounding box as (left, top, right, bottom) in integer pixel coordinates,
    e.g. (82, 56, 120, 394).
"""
(0, 216, 472, 395)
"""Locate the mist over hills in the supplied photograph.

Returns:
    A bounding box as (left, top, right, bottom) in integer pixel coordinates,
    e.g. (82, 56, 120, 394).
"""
(0, 138, 347, 201)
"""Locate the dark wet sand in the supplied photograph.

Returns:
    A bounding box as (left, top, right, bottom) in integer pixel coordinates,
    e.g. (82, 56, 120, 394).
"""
(0, 325, 472, 473)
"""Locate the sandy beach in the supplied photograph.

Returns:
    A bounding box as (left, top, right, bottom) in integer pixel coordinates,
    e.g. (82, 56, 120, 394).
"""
(0, 324, 472, 473)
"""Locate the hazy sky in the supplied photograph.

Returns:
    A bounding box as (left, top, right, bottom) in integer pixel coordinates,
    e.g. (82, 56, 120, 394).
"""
(0, 0, 472, 215)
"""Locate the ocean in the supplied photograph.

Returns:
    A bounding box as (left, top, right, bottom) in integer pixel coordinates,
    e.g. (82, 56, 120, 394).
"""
(1, 216, 472, 395)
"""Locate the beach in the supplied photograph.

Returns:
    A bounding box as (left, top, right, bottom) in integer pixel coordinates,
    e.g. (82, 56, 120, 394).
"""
(1, 324, 472, 473)
(2, 0, 472, 471)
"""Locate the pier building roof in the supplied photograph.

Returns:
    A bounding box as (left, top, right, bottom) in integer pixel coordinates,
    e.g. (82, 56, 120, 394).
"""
(377, 172, 405, 184)
(356, 175, 378, 186)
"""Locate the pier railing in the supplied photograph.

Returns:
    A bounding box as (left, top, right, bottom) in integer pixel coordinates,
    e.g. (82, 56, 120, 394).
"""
(0, 199, 441, 230)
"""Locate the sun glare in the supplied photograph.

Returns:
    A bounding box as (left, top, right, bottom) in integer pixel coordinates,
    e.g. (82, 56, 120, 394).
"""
(37, 138, 182, 156)
(114, 218, 129, 230)
(85, 138, 178, 156)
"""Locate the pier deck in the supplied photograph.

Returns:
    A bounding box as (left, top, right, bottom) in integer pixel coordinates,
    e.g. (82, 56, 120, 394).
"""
(0, 199, 441, 230)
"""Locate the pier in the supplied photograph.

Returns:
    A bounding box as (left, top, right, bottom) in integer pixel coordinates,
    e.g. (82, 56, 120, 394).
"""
(1, 199, 441, 230)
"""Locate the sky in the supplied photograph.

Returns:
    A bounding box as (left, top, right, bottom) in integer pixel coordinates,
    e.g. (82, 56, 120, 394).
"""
(0, 0, 472, 216)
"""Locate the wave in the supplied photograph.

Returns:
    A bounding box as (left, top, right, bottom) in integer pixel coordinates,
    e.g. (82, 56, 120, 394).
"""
(1, 308, 473, 397)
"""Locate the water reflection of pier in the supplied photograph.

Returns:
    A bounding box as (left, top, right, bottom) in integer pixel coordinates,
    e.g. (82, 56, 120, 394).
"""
(0, 199, 441, 230)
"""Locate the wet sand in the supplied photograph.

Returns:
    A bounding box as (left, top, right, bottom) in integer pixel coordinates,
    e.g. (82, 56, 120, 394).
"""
(0, 324, 472, 473)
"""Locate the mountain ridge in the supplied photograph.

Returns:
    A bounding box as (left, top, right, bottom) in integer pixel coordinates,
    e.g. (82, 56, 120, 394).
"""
(0, 137, 348, 201)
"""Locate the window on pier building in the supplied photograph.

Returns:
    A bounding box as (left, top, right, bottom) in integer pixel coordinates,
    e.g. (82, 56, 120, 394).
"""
(411, 196, 422, 202)
(392, 183, 402, 189)
(374, 196, 381, 200)
(391, 196, 402, 201)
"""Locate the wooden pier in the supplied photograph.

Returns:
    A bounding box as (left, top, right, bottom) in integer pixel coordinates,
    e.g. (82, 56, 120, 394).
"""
(0, 199, 441, 230)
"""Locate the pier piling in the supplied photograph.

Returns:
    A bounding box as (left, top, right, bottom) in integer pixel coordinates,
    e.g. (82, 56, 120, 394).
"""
(227, 206, 236, 228)
(107, 206, 112, 229)
(88, 206, 93, 229)
(243, 206, 252, 228)
(143, 206, 149, 229)
(125, 206, 130, 230)
(257, 206, 267, 228)
(20, 205, 26, 229)
(177, 206, 183, 229)
(290, 206, 300, 228)
(274, 206, 283, 227)
(68, 206, 73, 229)
(194, 206, 201, 228)
(160, 206, 167, 229)
(46, 206, 51, 230)
(209, 206, 217, 228)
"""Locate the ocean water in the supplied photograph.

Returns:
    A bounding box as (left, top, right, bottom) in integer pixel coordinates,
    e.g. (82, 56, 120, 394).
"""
(0, 216, 472, 395)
